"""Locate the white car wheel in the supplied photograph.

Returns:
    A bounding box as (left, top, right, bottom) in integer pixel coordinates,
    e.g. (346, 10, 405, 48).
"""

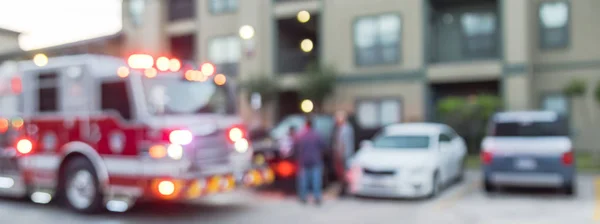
(63, 158, 103, 213)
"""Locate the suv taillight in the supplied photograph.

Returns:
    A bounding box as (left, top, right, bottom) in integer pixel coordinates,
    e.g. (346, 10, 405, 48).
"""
(481, 151, 493, 165)
(562, 150, 573, 165)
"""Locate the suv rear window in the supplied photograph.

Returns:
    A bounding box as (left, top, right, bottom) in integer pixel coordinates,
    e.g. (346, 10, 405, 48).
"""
(490, 118, 569, 137)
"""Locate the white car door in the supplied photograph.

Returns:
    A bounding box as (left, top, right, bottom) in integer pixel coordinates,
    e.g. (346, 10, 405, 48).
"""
(438, 133, 454, 183)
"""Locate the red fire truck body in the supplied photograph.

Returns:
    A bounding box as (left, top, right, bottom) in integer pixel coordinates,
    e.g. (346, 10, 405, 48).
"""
(0, 54, 273, 213)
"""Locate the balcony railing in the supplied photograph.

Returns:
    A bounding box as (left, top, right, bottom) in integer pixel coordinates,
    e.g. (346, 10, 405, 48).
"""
(277, 49, 317, 74)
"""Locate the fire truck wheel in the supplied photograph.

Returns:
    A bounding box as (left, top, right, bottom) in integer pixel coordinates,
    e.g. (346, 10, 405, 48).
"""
(63, 158, 104, 213)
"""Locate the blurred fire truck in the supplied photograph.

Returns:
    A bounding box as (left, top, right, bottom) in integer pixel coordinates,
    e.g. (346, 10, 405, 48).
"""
(0, 54, 274, 213)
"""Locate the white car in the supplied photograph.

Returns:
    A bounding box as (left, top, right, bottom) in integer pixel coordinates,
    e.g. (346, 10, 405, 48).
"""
(348, 123, 467, 198)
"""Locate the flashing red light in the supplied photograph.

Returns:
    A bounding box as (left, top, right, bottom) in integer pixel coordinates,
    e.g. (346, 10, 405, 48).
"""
(156, 57, 170, 71)
(227, 126, 245, 143)
(169, 59, 181, 72)
(128, 54, 154, 69)
(200, 63, 215, 76)
(16, 139, 33, 154)
(0, 118, 8, 133)
(481, 151, 493, 165)
(10, 77, 22, 94)
(562, 150, 573, 165)
(276, 161, 296, 178)
(169, 130, 193, 145)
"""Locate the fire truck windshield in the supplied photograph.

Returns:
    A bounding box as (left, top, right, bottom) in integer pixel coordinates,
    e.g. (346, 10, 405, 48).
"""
(142, 76, 232, 115)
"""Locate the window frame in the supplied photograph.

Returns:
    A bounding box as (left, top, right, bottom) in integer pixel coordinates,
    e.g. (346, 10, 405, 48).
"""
(459, 10, 499, 59)
(352, 13, 403, 67)
(354, 97, 403, 129)
(538, 0, 571, 50)
(208, 0, 238, 15)
(97, 77, 136, 121)
(36, 71, 61, 113)
(539, 92, 570, 116)
(207, 34, 241, 76)
(438, 133, 452, 143)
(169, 34, 196, 61)
(167, 0, 196, 22)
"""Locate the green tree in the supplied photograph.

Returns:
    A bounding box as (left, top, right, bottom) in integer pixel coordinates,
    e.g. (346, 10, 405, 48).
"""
(437, 94, 502, 154)
(239, 74, 280, 106)
(298, 62, 337, 112)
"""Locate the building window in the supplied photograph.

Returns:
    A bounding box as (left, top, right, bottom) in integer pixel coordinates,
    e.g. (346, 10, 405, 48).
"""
(354, 14, 401, 66)
(539, 1, 569, 49)
(37, 72, 59, 112)
(170, 34, 196, 61)
(210, 0, 238, 14)
(542, 94, 568, 115)
(356, 99, 402, 128)
(168, 0, 195, 22)
(461, 12, 497, 58)
(101, 81, 132, 120)
(208, 36, 240, 76)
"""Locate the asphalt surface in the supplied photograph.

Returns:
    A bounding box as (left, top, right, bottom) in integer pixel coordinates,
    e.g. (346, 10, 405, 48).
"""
(0, 170, 597, 224)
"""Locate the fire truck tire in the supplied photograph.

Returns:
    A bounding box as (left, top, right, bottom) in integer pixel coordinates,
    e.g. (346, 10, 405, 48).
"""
(62, 158, 104, 213)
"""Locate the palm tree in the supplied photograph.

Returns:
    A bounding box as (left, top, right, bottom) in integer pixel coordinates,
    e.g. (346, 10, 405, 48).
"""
(298, 62, 337, 112)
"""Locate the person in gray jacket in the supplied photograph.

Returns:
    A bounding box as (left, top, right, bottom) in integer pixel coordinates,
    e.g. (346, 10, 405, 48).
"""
(333, 110, 354, 196)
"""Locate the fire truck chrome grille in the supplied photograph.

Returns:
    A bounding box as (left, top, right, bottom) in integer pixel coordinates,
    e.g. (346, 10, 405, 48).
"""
(191, 135, 231, 165)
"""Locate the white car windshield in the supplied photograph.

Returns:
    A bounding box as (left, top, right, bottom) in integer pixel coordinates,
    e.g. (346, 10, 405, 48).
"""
(270, 115, 334, 140)
(142, 75, 234, 115)
(372, 135, 430, 149)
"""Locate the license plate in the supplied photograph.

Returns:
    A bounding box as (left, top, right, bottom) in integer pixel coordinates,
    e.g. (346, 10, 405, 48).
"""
(514, 158, 537, 170)
(367, 177, 392, 187)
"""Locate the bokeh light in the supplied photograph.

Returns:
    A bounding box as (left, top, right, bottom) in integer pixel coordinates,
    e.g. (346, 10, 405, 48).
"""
(300, 99, 314, 113)
(297, 10, 310, 23)
(300, 39, 313, 53)
(156, 57, 170, 71)
(169, 58, 181, 72)
(117, 66, 130, 78)
(33, 53, 48, 67)
(144, 68, 157, 78)
(239, 25, 255, 40)
(214, 74, 227, 86)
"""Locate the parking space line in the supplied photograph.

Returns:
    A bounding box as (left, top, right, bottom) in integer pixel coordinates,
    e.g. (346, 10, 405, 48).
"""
(435, 179, 480, 210)
(593, 178, 600, 221)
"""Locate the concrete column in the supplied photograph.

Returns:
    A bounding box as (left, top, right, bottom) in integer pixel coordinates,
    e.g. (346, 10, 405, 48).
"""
(123, 0, 166, 54)
(237, 0, 275, 127)
(501, 0, 534, 111)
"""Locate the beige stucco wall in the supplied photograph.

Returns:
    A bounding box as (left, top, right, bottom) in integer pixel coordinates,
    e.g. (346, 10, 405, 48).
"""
(122, 0, 167, 54)
(334, 81, 425, 122)
(0, 34, 19, 55)
(533, 69, 600, 151)
(427, 60, 502, 83)
(322, 0, 424, 76)
(504, 75, 533, 111)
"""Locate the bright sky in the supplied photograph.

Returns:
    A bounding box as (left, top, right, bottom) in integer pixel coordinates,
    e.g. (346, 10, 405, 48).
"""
(0, 0, 122, 51)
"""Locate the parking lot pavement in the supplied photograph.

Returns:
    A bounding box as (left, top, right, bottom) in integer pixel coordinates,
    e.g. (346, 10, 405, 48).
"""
(0, 170, 597, 224)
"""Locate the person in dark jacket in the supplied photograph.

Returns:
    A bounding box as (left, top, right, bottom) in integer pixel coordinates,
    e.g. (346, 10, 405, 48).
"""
(294, 118, 327, 205)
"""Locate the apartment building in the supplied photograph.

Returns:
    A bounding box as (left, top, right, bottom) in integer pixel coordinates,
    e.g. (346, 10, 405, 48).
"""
(122, 0, 600, 151)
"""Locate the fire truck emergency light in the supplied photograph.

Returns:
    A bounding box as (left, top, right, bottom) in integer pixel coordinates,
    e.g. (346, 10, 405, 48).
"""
(169, 130, 193, 146)
(128, 54, 154, 69)
(16, 139, 33, 154)
(200, 63, 215, 77)
(10, 77, 22, 94)
(169, 59, 181, 72)
(156, 57, 170, 71)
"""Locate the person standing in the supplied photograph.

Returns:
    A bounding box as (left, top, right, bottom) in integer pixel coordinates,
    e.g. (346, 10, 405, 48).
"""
(279, 126, 296, 158)
(333, 110, 355, 196)
(294, 119, 327, 205)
